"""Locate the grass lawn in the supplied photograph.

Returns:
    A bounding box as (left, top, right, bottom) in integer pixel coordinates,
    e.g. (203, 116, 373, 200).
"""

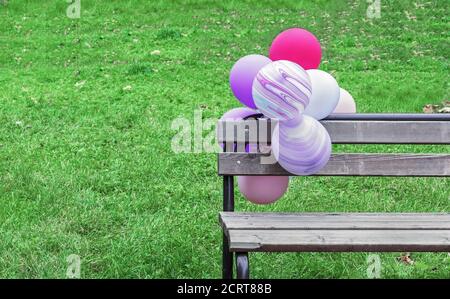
(0, 0, 449, 278)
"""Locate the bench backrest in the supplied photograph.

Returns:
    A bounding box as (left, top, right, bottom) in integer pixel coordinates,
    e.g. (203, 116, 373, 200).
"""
(218, 114, 450, 177)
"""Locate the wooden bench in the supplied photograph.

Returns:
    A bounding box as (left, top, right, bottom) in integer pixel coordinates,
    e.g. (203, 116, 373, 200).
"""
(218, 113, 450, 279)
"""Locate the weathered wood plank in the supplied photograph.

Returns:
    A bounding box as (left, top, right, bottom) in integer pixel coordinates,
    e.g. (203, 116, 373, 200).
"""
(217, 119, 450, 144)
(218, 153, 450, 176)
(221, 212, 450, 217)
(227, 229, 450, 252)
(219, 212, 450, 231)
(325, 113, 450, 121)
(322, 120, 450, 144)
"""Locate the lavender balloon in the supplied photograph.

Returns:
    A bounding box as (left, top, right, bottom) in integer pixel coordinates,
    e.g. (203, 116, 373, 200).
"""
(230, 55, 272, 109)
(252, 60, 312, 126)
(272, 115, 331, 176)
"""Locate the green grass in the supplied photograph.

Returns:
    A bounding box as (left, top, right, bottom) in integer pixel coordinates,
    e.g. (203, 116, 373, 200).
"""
(0, 0, 449, 278)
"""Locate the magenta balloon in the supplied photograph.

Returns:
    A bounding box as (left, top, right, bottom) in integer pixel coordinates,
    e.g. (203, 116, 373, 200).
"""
(269, 28, 322, 70)
(238, 176, 289, 205)
(230, 55, 272, 109)
(252, 60, 312, 126)
(272, 115, 331, 176)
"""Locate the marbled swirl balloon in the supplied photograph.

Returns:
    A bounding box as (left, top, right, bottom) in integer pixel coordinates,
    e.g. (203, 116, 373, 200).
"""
(252, 60, 312, 126)
(272, 115, 331, 175)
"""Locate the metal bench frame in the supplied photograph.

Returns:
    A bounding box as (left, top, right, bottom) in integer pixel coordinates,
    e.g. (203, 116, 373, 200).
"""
(218, 113, 450, 279)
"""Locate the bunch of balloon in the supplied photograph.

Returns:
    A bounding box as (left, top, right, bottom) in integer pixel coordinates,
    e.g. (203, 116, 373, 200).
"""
(221, 28, 357, 205)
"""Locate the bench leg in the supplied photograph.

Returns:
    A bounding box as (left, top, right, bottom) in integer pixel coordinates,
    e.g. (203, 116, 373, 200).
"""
(222, 175, 235, 279)
(222, 234, 233, 279)
(236, 252, 249, 279)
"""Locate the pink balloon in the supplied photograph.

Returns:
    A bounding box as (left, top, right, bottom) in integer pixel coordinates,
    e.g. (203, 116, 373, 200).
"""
(269, 28, 322, 70)
(333, 88, 357, 113)
(238, 176, 289, 205)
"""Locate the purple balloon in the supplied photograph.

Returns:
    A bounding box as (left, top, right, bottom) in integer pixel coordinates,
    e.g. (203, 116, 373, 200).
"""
(272, 115, 331, 175)
(252, 60, 312, 127)
(230, 55, 272, 109)
(219, 107, 257, 121)
(238, 176, 289, 205)
(218, 107, 258, 151)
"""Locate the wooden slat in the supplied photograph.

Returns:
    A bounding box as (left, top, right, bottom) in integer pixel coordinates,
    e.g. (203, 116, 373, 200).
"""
(220, 212, 450, 231)
(324, 113, 450, 121)
(221, 213, 450, 252)
(217, 119, 272, 145)
(218, 153, 450, 176)
(221, 212, 450, 217)
(322, 120, 450, 144)
(227, 229, 450, 252)
(217, 119, 450, 144)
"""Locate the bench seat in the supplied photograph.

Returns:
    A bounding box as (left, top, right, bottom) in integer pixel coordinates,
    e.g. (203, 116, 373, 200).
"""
(219, 114, 450, 278)
(220, 212, 450, 252)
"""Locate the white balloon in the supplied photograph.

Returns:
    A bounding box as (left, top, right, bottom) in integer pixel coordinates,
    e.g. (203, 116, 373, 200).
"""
(303, 69, 340, 120)
(333, 88, 356, 113)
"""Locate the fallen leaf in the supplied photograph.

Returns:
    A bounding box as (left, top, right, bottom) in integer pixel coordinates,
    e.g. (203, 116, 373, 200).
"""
(397, 252, 415, 265)
(423, 104, 441, 113)
(151, 50, 161, 56)
(423, 104, 434, 113)
(75, 80, 86, 88)
(438, 107, 450, 113)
